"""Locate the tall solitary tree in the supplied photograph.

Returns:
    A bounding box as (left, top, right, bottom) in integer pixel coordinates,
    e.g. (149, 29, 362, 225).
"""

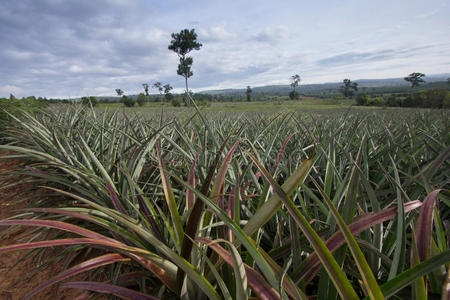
(115, 89, 124, 97)
(168, 29, 202, 107)
(163, 84, 173, 102)
(142, 84, 149, 96)
(246, 86, 252, 102)
(339, 79, 358, 98)
(404, 72, 425, 97)
(153, 82, 163, 102)
(163, 84, 173, 101)
(290, 74, 301, 99)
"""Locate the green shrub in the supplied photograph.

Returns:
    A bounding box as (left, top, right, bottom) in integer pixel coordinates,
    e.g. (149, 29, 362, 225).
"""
(81, 96, 98, 107)
(443, 92, 450, 109)
(136, 93, 147, 106)
(121, 95, 135, 107)
(171, 97, 181, 107)
(386, 95, 401, 107)
(423, 89, 447, 108)
(367, 96, 385, 106)
(355, 93, 368, 105)
(196, 99, 210, 107)
(289, 90, 299, 100)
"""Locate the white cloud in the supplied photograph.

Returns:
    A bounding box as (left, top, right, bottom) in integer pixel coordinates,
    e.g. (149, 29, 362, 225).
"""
(69, 65, 83, 73)
(0, 85, 25, 97)
(251, 26, 290, 43)
(198, 23, 236, 42)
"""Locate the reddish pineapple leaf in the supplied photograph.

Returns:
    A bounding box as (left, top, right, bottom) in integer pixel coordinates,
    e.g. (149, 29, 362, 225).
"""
(297, 200, 423, 283)
(106, 182, 126, 214)
(415, 190, 443, 262)
(0, 218, 178, 292)
(210, 140, 239, 200)
(0, 238, 147, 255)
(227, 186, 236, 242)
(0, 219, 113, 241)
(136, 195, 165, 243)
(23, 253, 130, 300)
(197, 237, 280, 300)
(271, 133, 294, 176)
(180, 138, 239, 284)
(187, 150, 201, 210)
(61, 281, 160, 299)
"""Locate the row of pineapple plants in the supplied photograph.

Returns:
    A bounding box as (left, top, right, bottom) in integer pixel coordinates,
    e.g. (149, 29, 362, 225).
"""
(0, 105, 448, 299)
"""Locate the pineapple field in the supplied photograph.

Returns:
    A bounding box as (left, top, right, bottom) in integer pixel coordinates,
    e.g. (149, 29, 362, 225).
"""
(0, 105, 449, 299)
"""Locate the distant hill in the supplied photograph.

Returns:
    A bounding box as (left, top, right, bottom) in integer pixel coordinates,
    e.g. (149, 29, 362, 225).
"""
(200, 73, 450, 97)
(68, 73, 449, 101)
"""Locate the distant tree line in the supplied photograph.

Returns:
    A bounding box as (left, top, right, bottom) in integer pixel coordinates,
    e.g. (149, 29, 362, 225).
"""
(1, 95, 72, 104)
(354, 89, 449, 108)
(354, 72, 450, 108)
(0, 95, 49, 135)
(111, 82, 175, 107)
(3, 70, 448, 109)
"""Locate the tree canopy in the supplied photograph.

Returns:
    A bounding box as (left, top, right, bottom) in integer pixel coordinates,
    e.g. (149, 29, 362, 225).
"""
(290, 74, 300, 91)
(153, 82, 163, 102)
(153, 82, 163, 93)
(168, 29, 202, 57)
(339, 79, 358, 98)
(404, 72, 426, 89)
(142, 84, 149, 96)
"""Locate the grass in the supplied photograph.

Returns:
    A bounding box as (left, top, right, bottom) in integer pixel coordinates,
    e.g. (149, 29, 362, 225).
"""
(203, 98, 354, 112)
(96, 97, 356, 112)
(0, 103, 448, 299)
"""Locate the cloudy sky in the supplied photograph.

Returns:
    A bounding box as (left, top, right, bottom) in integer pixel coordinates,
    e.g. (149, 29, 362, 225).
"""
(1, 0, 449, 98)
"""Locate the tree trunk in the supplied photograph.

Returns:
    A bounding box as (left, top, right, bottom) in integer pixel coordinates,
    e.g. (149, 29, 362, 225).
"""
(185, 76, 190, 108)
